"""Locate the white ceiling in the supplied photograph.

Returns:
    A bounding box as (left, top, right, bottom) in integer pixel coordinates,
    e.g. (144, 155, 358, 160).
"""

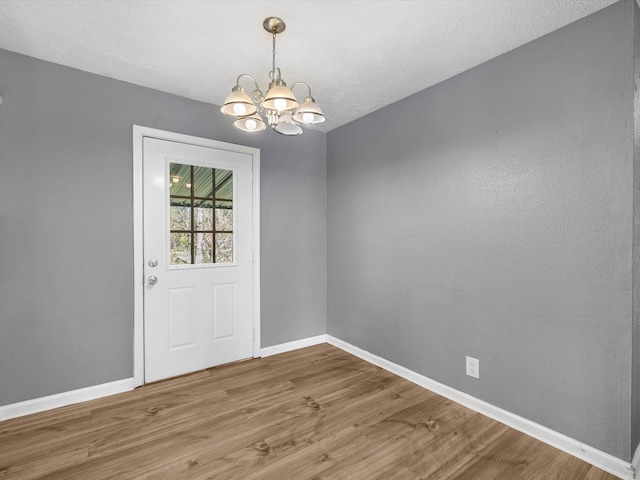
(0, 0, 619, 132)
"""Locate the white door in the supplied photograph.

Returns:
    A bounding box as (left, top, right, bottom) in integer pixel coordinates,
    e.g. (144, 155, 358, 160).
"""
(143, 137, 254, 383)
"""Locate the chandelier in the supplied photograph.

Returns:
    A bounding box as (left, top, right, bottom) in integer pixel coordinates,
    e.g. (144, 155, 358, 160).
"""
(220, 17, 326, 136)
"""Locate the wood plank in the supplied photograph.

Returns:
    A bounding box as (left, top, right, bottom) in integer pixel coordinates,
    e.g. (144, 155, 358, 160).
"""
(584, 466, 623, 480)
(405, 412, 508, 479)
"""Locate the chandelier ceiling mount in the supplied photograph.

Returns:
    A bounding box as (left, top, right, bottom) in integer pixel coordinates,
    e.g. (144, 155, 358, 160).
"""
(263, 16, 286, 35)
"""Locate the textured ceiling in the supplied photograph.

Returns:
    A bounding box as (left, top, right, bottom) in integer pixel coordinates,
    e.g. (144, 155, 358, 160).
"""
(0, 0, 619, 132)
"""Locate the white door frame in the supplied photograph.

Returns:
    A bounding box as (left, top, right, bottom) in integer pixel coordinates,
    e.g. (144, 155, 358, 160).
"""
(132, 125, 261, 387)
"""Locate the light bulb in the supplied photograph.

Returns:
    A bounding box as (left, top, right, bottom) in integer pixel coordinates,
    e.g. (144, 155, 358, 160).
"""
(233, 103, 247, 115)
(302, 112, 314, 124)
(245, 119, 257, 131)
(186, 183, 192, 188)
(274, 98, 287, 111)
(172, 177, 179, 183)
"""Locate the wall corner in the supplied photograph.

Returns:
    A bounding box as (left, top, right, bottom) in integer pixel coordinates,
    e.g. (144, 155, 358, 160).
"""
(632, 0, 640, 461)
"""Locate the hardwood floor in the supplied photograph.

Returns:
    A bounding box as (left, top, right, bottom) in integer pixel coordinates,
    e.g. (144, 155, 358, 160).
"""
(0, 344, 619, 479)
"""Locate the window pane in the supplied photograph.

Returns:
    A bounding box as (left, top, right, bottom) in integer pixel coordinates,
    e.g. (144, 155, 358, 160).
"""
(215, 200, 233, 231)
(194, 199, 213, 231)
(193, 166, 213, 199)
(170, 200, 191, 231)
(170, 232, 191, 265)
(194, 233, 213, 264)
(169, 163, 191, 197)
(215, 233, 233, 263)
(215, 169, 233, 200)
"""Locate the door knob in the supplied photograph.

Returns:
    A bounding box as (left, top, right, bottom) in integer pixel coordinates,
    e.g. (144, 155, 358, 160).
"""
(147, 276, 158, 285)
(148, 258, 158, 268)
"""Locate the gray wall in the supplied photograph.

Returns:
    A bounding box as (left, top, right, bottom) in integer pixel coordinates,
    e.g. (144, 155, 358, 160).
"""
(0, 49, 327, 406)
(328, 0, 634, 460)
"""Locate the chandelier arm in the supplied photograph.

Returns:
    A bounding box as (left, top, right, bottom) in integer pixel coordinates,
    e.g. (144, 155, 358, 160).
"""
(290, 82, 312, 99)
(251, 90, 265, 105)
(236, 74, 260, 92)
(269, 67, 283, 83)
(235, 73, 265, 107)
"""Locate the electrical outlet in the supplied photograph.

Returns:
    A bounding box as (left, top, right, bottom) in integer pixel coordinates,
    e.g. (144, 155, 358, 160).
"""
(466, 356, 479, 379)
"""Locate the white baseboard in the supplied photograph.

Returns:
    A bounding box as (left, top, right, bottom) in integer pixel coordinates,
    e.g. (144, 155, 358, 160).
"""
(261, 334, 327, 357)
(0, 378, 135, 421)
(326, 335, 635, 480)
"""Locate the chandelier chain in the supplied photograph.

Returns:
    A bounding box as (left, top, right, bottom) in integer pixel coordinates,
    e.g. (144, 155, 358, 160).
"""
(272, 29, 276, 77)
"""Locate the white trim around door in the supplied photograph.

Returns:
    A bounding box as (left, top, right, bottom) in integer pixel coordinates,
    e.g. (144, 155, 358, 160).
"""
(132, 126, 261, 387)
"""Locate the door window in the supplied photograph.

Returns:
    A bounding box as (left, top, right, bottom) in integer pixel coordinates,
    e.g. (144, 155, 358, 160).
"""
(169, 162, 234, 266)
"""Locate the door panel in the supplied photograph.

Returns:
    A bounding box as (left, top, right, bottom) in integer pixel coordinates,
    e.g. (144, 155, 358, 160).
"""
(168, 287, 195, 349)
(213, 283, 235, 340)
(143, 137, 254, 383)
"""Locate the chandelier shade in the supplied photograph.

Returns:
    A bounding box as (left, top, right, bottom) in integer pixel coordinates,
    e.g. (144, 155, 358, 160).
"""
(220, 86, 257, 117)
(220, 17, 325, 136)
(273, 111, 303, 136)
(263, 82, 299, 112)
(233, 112, 267, 132)
(293, 96, 326, 125)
